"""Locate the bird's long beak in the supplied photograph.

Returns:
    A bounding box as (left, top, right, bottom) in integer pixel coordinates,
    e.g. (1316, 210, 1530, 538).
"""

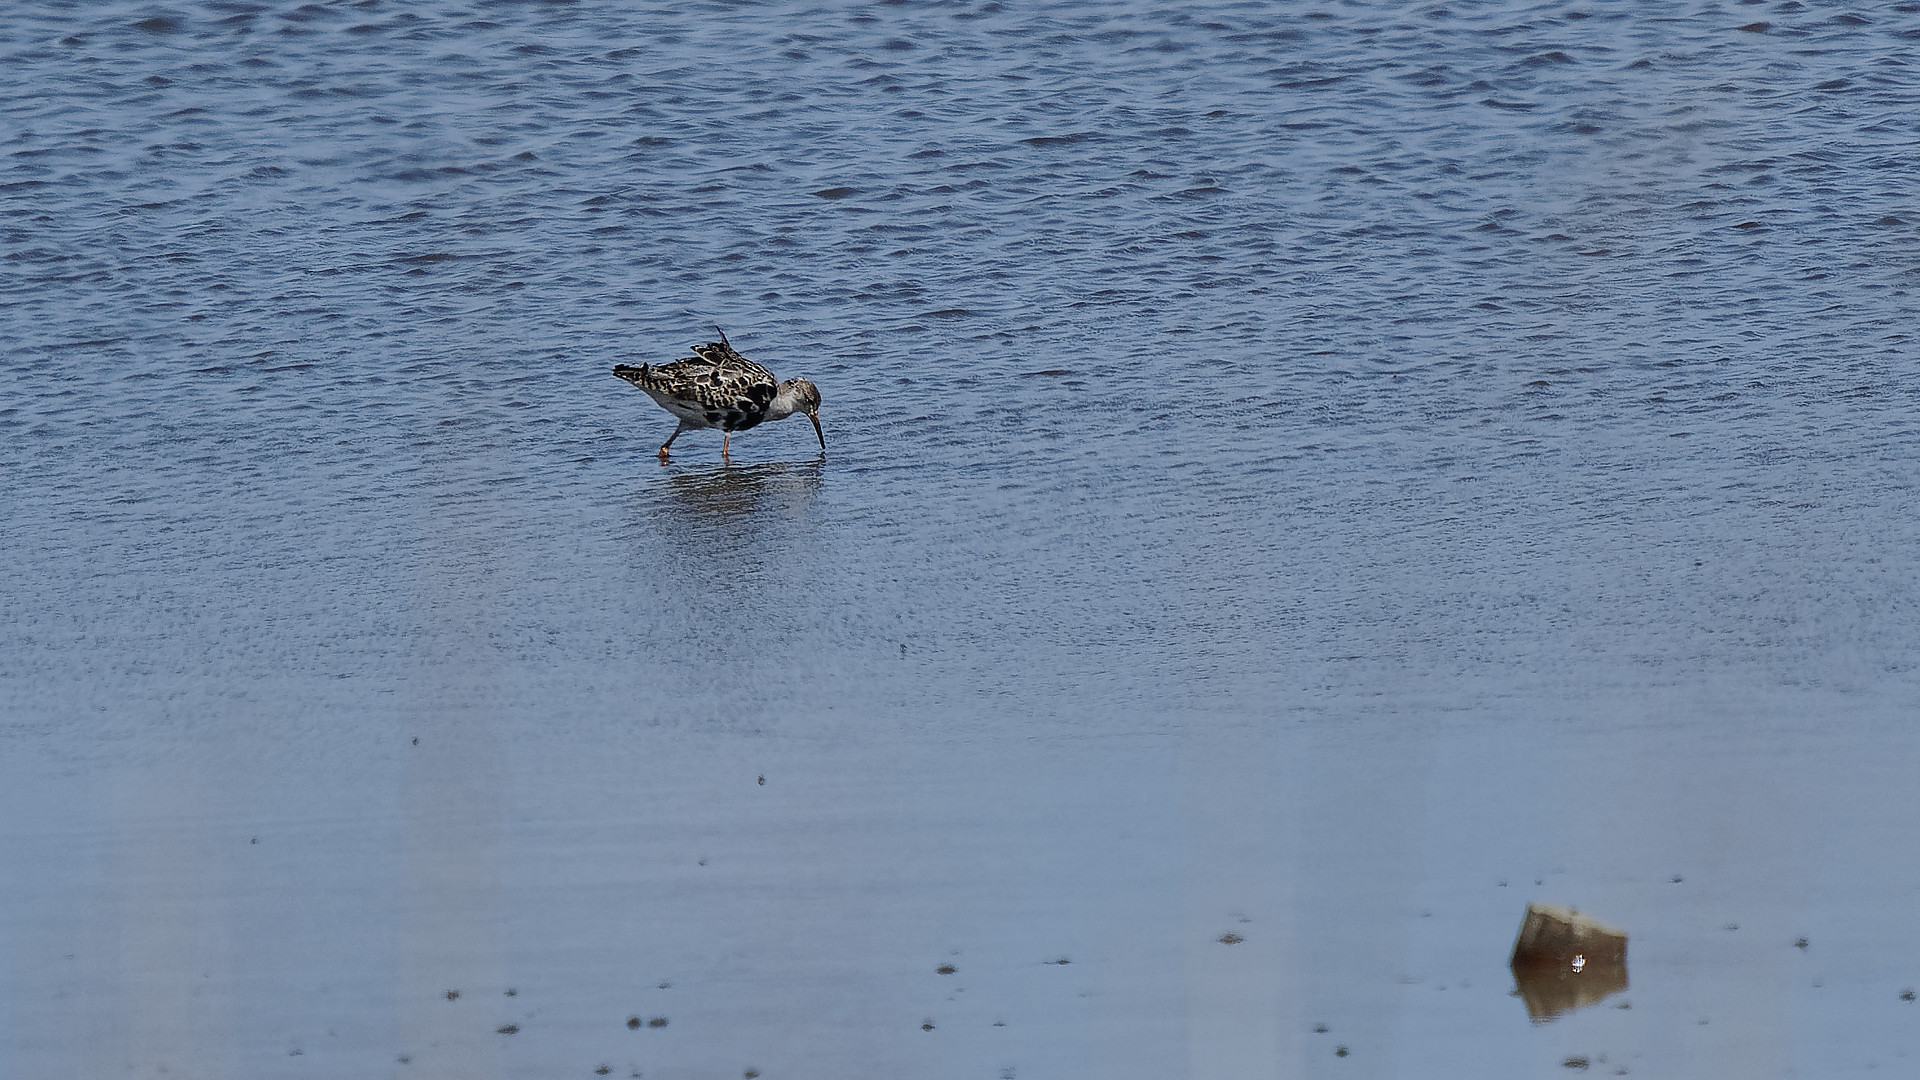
(807, 410, 824, 449)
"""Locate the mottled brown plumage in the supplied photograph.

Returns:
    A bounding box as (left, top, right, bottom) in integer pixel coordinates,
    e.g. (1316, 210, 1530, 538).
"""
(613, 328, 822, 461)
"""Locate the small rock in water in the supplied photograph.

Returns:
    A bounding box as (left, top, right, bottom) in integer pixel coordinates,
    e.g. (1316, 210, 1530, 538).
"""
(1511, 903, 1627, 968)
(1510, 903, 1629, 1021)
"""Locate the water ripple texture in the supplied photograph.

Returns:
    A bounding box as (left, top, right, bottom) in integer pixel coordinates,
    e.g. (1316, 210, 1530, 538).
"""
(5, 1, 1920, 723)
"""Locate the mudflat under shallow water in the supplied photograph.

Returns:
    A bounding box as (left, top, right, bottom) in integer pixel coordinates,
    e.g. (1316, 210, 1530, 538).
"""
(5, 3, 1919, 1077)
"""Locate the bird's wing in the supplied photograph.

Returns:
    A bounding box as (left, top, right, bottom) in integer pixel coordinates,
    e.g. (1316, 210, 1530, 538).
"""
(690, 337, 767, 374)
(614, 354, 776, 413)
(701, 358, 778, 412)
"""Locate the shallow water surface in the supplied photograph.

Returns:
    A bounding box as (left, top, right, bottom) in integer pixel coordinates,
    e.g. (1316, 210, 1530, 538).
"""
(5, 2, 1920, 1077)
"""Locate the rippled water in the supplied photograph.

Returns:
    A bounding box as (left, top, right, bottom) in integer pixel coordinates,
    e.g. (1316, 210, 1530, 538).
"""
(6, 3, 1920, 1077)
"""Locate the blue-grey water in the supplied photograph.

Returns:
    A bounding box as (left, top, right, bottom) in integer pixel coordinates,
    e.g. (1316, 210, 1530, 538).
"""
(5, 2, 1920, 1077)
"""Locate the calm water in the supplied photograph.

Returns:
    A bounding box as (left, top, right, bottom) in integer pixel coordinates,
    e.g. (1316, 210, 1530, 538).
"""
(5, 2, 1920, 1077)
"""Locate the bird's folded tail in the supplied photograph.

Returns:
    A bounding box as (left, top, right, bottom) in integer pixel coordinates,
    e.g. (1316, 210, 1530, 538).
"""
(612, 363, 651, 388)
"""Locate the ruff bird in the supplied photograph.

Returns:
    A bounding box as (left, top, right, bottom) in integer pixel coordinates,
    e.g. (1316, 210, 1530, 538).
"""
(612, 329, 823, 461)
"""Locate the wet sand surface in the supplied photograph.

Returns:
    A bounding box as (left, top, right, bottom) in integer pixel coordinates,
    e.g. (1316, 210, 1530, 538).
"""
(7, 2, 1920, 1076)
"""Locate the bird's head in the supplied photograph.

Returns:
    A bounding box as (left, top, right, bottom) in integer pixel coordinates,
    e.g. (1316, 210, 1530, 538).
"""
(780, 377, 823, 449)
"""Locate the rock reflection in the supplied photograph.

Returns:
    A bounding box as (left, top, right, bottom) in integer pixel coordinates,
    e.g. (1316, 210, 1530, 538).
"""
(1512, 957, 1629, 1022)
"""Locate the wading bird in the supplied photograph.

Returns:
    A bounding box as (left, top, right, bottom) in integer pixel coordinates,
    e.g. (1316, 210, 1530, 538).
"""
(612, 329, 823, 462)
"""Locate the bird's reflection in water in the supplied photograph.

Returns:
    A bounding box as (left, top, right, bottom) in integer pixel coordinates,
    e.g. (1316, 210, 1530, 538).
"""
(629, 458, 826, 600)
(660, 458, 825, 523)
